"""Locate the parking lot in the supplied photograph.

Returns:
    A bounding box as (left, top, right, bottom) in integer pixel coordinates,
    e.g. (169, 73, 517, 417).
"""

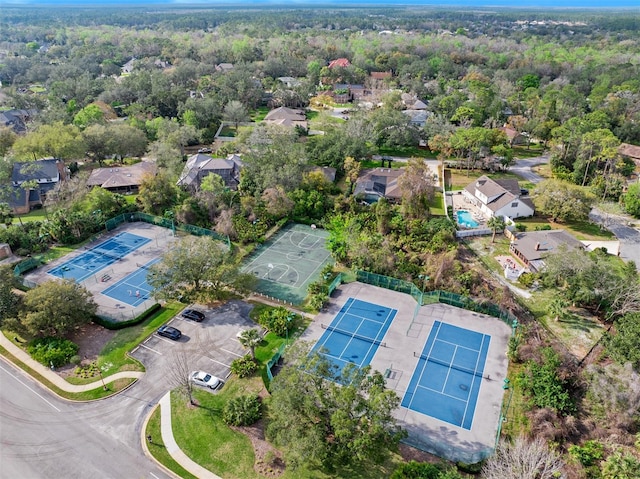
(131, 300, 260, 389)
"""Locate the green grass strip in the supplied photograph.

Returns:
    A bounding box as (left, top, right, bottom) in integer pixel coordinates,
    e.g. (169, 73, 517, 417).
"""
(146, 406, 198, 479)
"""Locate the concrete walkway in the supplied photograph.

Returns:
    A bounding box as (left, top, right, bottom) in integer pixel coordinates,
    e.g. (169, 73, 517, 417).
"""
(158, 392, 222, 479)
(0, 332, 143, 393)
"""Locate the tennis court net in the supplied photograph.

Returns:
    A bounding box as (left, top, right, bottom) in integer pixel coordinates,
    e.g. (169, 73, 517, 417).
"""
(321, 323, 387, 348)
(86, 247, 123, 262)
(414, 352, 485, 378)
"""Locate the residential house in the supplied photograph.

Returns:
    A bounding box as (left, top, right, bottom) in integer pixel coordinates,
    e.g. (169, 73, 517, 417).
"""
(86, 162, 157, 194)
(463, 175, 534, 220)
(509, 230, 584, 272)
(264, 107, 308, 129)
(121, 58, 136, 74)
(499, 126, 529, 146)
(276, 77, 302, 88)
(354, 168, 404, 203)
(403, 110, 430, 128)
(154, 59, 171, 69)
(7, 158, 68, 214)
(177, 153, 243, 191)
(215, 63, 234, 73)
(401, 93, 427, 110)
(619, 143, 640, 171)
(328, 58, 351, 69)
(0, 109, 34, 134)
(310, 166, 337, 183)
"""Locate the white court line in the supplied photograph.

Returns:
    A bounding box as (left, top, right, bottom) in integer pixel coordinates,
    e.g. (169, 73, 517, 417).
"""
(221, 348, 243, 358)
(208, 358, 231, 368)
(138, 343, 162, 355)
(0, 363, 61, 412)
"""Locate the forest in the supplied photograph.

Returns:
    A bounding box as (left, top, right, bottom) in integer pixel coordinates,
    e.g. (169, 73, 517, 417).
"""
(1, 5, 640, 479)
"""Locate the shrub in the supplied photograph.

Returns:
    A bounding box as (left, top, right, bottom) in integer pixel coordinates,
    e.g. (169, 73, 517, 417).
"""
(27, 337, 79, 367)
(222, 394, 262, 426)
(309, 293, 329, 311)
(518, 272, 536, 287)
(230, 355, 258, 378)
(569, 440, 604, 467)
(258, 306, 297, 337)
(515, 223, 527, 232)
(516, 347, 576, 415)
(391, 461, 462, 479)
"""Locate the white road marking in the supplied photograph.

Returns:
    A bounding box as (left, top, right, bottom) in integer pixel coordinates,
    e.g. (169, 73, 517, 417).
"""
(138, 343, 162, 355)
(220, 348, 243, 358)
(149, 472, 160, 479)
(155, 336, 176, 344)
(0, 363, 61, 412)
(208, 358, 231, 368)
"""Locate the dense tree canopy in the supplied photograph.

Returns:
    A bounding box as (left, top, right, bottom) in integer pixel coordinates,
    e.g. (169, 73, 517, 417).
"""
(266, 344, 406, 471)
(20, 280, 97, 338)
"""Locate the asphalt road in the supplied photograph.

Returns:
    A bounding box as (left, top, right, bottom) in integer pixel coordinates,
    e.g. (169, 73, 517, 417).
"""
(589, 208, 640, 267)
(0, 300, 257, 479)
(508, 154, 549, 184)
(0, 360, 172, 479)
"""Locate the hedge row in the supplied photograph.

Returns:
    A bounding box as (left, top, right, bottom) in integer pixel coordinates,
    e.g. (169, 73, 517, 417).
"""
(92, 303, 162, 330)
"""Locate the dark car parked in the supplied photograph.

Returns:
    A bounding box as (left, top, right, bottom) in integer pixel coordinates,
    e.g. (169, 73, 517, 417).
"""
(181, 309, 205, 322)
(157, 325, 182, 340)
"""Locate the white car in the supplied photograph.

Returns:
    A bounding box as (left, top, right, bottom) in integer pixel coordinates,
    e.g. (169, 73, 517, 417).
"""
(190, 370, 222, 389)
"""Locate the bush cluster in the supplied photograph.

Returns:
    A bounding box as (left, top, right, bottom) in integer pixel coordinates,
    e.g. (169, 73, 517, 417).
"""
(27, 337, 79, 367)
(257, 306, 297, 337)
(230, 355, 258, 378)
(222, 394, 262, 426)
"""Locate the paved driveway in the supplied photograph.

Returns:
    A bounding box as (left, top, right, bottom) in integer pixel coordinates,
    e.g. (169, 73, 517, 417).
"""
(131, 300, 259, 387)
(589, 208, 640, 268)
(508, 155, 549, 184)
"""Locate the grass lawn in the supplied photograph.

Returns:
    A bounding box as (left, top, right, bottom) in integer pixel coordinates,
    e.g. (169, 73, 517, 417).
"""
(146, 407, 198, 479)
(512, 145, 546, 158)
(531, 163, 552, 179)
(14, 209, 48, 223)
(446, 168, 523, 190)
(500, 362, 529, 440)
(376, 146, 435, 158)
(0, 338, 136, 401)
(124, 194, 138, 205)
(220, 126, 237, 137)
(360, 158, 404, 169)
(251, 106, 270, 122)
(156, 377, 403, 479)
(514, 217, 614, 241)
(430, 191, 445, 216)
(170, 379, 262, 479)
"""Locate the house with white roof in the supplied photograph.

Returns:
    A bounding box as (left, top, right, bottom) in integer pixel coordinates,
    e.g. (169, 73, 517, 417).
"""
(463, 175, 534, 220)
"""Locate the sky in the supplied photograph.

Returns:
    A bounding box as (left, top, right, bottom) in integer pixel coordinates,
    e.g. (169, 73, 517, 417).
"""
(3, 0, 640, 8)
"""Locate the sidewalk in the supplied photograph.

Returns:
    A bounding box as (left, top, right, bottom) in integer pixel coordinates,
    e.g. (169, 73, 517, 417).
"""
(0, 332, 143, 393)
(155, 392, 222, 479)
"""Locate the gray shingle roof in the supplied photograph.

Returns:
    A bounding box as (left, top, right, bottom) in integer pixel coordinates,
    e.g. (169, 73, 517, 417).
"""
(11, 159, 60, 184)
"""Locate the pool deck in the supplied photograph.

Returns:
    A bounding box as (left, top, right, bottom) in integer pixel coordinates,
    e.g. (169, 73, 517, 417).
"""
(304, 281, 512, 463)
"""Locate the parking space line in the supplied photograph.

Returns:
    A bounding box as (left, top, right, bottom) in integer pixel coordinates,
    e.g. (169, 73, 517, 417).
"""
(155, 337, 176, 344)
(208, 358, 231, 368)
(221, 347, 243, 358)
(139, 343, 162, 355)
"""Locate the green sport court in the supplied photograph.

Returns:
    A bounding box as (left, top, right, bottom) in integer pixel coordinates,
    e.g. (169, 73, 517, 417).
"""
(242, 223, 333, 304)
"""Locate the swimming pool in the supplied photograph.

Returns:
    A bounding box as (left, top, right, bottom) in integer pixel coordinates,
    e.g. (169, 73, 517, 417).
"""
(456, 210, 479, 228)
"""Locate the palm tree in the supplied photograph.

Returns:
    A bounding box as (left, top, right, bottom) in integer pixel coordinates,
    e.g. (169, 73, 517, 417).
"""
(487, 216, 506, 243)
(238, 328, 262, 359)
(548, 298, 569, 322)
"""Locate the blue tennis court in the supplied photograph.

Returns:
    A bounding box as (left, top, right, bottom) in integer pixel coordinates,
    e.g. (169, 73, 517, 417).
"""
(311, 298, 396, 375)
(401, 321, 491, 430)
(101, 258, 159, 307)
(48, 232, 150, 283)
